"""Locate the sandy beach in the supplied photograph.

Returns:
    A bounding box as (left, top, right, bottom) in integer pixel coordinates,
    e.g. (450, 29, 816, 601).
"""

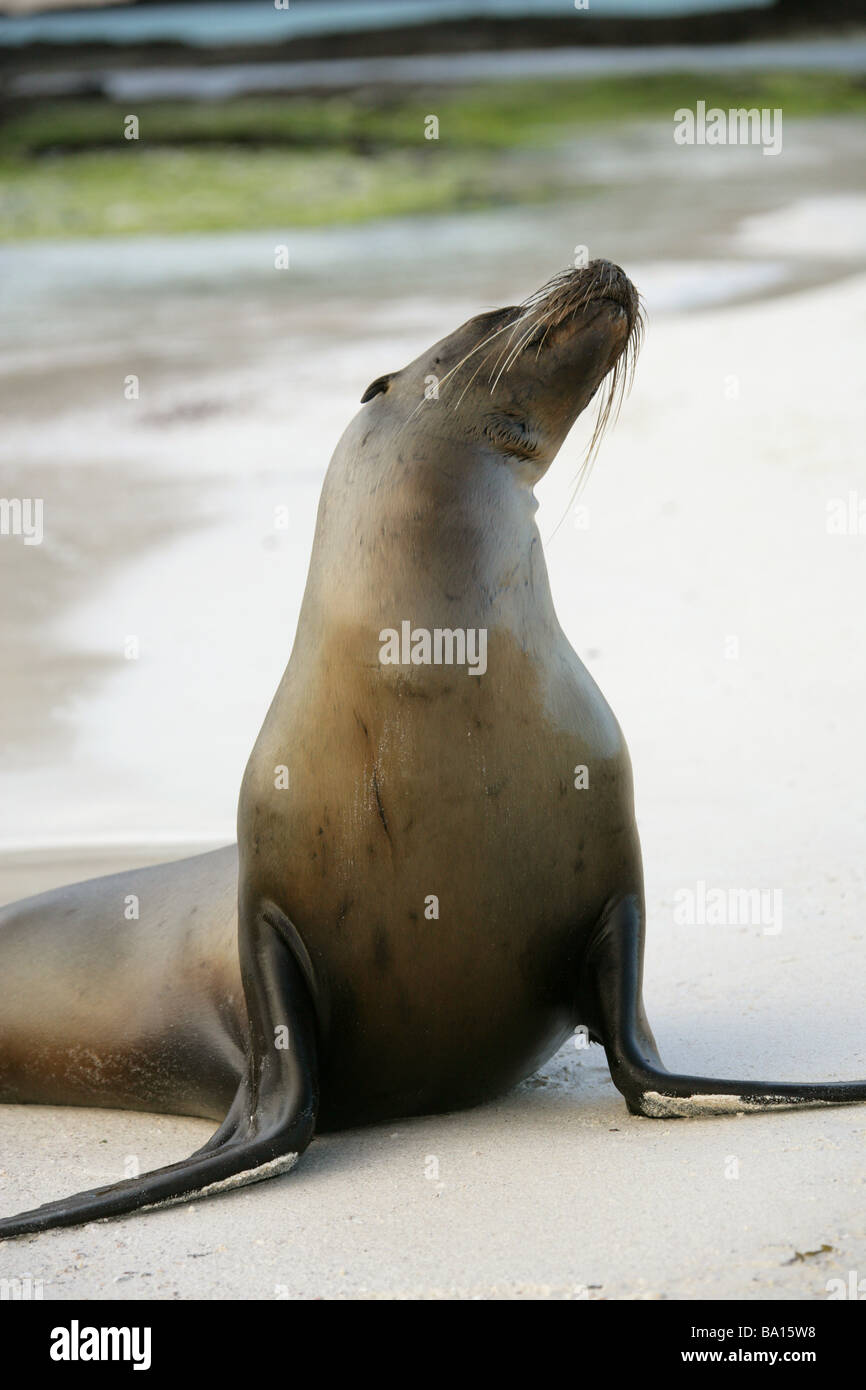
(1, 118, 865, 1297)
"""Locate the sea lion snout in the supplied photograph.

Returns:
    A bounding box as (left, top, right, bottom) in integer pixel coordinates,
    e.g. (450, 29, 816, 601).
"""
(516, 259, 640, 347)
(581, 258, 639, 327)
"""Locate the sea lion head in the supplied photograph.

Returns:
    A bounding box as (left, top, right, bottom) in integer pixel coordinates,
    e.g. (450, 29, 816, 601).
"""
(359, 259, 643, 484)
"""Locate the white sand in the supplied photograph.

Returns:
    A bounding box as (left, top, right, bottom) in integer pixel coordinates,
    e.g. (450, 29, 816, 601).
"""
(1, 197, 865, 1297)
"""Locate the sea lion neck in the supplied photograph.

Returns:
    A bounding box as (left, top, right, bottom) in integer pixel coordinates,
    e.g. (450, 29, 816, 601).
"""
(295, 420, 557, 639)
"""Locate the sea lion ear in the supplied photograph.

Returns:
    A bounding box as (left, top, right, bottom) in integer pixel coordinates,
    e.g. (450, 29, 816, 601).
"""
(361, 373, 395, 403)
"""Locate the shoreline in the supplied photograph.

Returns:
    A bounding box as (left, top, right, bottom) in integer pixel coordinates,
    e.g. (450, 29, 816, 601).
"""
(2, 3, 862, 61)
(0, 844, 230, 909)
(7, 37, 866, 106)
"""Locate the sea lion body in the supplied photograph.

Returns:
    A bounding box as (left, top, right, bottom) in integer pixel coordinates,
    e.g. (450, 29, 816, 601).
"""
(0, 847, 242, 1119)
(241, 392, 636, 1130)
(2, 261, 865, 1240)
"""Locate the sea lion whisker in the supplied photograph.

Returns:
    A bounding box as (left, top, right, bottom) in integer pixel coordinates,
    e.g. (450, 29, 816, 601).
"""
(402, 316, 521, 424)
(435, 317, 522, 393)
(493, 320, 544, 387)
(545, 300, 644, 543)
(489, 324, 537, 390)
(398, 318, 523, 429)
(455, 349, 499, 408)
(489, 307, 557, 388)
(533, 317, 558, 360)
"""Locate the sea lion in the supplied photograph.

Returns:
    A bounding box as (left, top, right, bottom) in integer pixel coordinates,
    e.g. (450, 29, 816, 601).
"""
(2, 259, 865, 1240)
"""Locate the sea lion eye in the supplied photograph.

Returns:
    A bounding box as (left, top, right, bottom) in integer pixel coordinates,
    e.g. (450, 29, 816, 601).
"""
(361, 373, 395, 403)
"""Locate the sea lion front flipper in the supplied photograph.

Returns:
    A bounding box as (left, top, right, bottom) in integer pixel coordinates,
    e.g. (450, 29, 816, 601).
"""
(582, 895, 866, 1118)
(0, 907, 318, 1240)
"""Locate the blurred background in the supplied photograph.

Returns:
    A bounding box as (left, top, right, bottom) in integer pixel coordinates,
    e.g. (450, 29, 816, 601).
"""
(1, 0, 864, 892)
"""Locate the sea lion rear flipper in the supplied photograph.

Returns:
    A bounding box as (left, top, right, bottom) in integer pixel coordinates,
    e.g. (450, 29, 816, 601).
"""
(583, 895, 866, 1118)
(0, 907, 318, 1240)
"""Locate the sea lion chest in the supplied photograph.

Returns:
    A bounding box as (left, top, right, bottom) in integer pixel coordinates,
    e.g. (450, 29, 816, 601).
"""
(240, 622, 637, 1128)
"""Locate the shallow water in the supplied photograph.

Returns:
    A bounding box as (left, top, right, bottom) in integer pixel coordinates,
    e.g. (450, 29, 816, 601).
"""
(1, 0, 776, 49)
